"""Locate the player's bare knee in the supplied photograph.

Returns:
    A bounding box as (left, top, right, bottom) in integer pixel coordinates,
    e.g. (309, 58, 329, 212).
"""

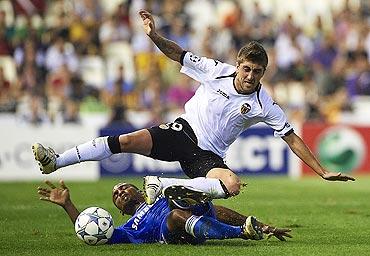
(118, 134, 133, 150)
(222, 175, 241, 196)
(207, 168, 241, 197)
(119, 133, 144, 153)
(119, 130, 152, 155)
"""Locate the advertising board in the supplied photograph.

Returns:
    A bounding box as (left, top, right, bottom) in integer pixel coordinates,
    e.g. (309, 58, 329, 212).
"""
(302, 123, 370, 175)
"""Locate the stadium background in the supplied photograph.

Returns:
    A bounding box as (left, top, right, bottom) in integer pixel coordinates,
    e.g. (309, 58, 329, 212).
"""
(0, 0, 369, 180)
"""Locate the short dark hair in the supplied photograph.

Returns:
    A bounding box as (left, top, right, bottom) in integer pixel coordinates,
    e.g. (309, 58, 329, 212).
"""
(237, 41, 268, 69)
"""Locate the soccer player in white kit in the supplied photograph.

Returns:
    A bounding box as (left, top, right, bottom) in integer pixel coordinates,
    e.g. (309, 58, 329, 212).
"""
(32, 10, 355, 205)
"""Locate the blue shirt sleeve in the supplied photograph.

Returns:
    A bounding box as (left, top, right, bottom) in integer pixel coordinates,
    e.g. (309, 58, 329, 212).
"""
(108, 227, 131, 244)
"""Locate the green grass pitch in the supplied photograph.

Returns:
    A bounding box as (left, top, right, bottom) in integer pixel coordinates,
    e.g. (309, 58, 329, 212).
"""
(1, 176, 369, 256)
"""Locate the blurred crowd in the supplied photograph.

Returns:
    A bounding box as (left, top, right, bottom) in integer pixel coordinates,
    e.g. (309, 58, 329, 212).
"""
(0, 0, 369, 127)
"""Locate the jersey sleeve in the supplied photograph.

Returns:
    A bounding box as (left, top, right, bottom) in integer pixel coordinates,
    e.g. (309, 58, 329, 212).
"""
(264, 103, 294, 137)
(107, 227, 131, 244)
(180, 51, 232, 82)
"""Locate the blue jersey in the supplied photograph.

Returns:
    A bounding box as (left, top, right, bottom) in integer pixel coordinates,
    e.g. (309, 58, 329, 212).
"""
(109, 197, 170, 244)
(108, 197, 215, 244)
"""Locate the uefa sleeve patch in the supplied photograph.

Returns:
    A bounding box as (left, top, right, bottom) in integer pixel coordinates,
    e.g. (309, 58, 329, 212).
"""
(189, 54, 201, 63)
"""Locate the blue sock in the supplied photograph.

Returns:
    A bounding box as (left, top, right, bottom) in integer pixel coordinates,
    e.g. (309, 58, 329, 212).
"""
(185, 215, 242, 240)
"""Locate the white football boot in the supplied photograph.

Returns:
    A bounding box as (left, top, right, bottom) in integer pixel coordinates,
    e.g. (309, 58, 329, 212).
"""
(143, 176, 163, 205)
(32, 143, 57, 174)
(242, 216, 264, 240)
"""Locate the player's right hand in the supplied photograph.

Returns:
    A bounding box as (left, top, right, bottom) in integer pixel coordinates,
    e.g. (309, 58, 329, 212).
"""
(262, 225, 292, 241)
(139, 10, 156, 36)
(322, 172, 355, 182)
(37, 180, 71, 207)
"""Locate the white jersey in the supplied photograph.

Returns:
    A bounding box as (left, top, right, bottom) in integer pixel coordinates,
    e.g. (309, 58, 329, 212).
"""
(179, 51, 293, 158)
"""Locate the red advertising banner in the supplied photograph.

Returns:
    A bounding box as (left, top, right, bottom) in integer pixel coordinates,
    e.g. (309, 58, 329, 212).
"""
(302, 122, 370, 175)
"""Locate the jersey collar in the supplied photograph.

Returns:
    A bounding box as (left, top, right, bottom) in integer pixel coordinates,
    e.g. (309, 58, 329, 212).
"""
(233, 75, 262, 96)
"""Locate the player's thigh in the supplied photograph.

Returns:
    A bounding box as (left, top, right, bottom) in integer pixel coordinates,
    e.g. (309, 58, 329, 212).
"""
(119, 129, 152, 155)
(207, 168, 241, 196)
(147, 122, 193, 161)
(180, 149, 229, 178)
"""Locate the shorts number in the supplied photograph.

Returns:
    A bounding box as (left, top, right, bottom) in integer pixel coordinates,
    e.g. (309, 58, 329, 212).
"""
(159, 122, 183, 131)
(170, 122, 183, 131)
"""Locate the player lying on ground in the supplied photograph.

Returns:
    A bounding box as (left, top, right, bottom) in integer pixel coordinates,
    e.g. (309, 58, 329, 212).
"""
(37, 180, 292, 244)
(32, 9, 354, 205)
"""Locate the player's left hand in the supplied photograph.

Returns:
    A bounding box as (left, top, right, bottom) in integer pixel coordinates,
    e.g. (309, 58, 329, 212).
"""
(322, 172, 355, 182)
(37, 180, 71, 207)
(262, 225, 292, 241)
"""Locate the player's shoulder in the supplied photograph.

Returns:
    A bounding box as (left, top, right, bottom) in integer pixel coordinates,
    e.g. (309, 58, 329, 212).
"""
(213, 62, 236, 79)
(185, 51, 235, 72)
(257, 85, 282, 112)
(257, 85, 274, 104)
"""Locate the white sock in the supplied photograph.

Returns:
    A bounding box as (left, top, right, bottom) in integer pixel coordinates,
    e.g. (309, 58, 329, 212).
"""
(56, 137, 113, 168)
(184, 215, 202, 237)
(159, 177, 226, 198)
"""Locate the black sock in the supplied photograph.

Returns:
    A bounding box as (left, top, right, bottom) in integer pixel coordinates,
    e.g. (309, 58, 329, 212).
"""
(107, 136, 121, 153)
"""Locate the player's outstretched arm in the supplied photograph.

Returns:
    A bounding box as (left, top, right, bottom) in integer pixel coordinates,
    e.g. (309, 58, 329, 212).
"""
(282, 132, 355, 182)
(214, 205, 292, 241)
(37, 180, 80, 224)
(139, 9, 183, 63)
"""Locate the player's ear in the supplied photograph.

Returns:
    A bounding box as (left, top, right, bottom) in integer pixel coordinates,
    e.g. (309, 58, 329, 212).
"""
(235, 63, 240, 74)
(262, 67, 266, 75)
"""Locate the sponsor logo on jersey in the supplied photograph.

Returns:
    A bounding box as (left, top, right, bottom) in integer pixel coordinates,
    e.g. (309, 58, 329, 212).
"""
(217, 89, 229, 99)
(131, 204, 153, 230)
(240, 103, 251, 114)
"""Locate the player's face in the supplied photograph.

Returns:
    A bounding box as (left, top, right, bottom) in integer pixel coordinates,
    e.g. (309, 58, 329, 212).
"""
(235, 60, 265, 94)
(112, 183, 143, 214)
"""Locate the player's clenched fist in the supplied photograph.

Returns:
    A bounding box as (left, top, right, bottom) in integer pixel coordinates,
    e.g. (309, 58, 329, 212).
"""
(139, 10, 156, 36)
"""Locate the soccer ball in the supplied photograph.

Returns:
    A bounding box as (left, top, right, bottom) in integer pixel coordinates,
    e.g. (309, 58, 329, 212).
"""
(74, 207, 114, 245)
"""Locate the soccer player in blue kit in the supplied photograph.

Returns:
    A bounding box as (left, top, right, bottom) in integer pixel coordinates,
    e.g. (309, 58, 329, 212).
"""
(37, 180, 292, 244)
